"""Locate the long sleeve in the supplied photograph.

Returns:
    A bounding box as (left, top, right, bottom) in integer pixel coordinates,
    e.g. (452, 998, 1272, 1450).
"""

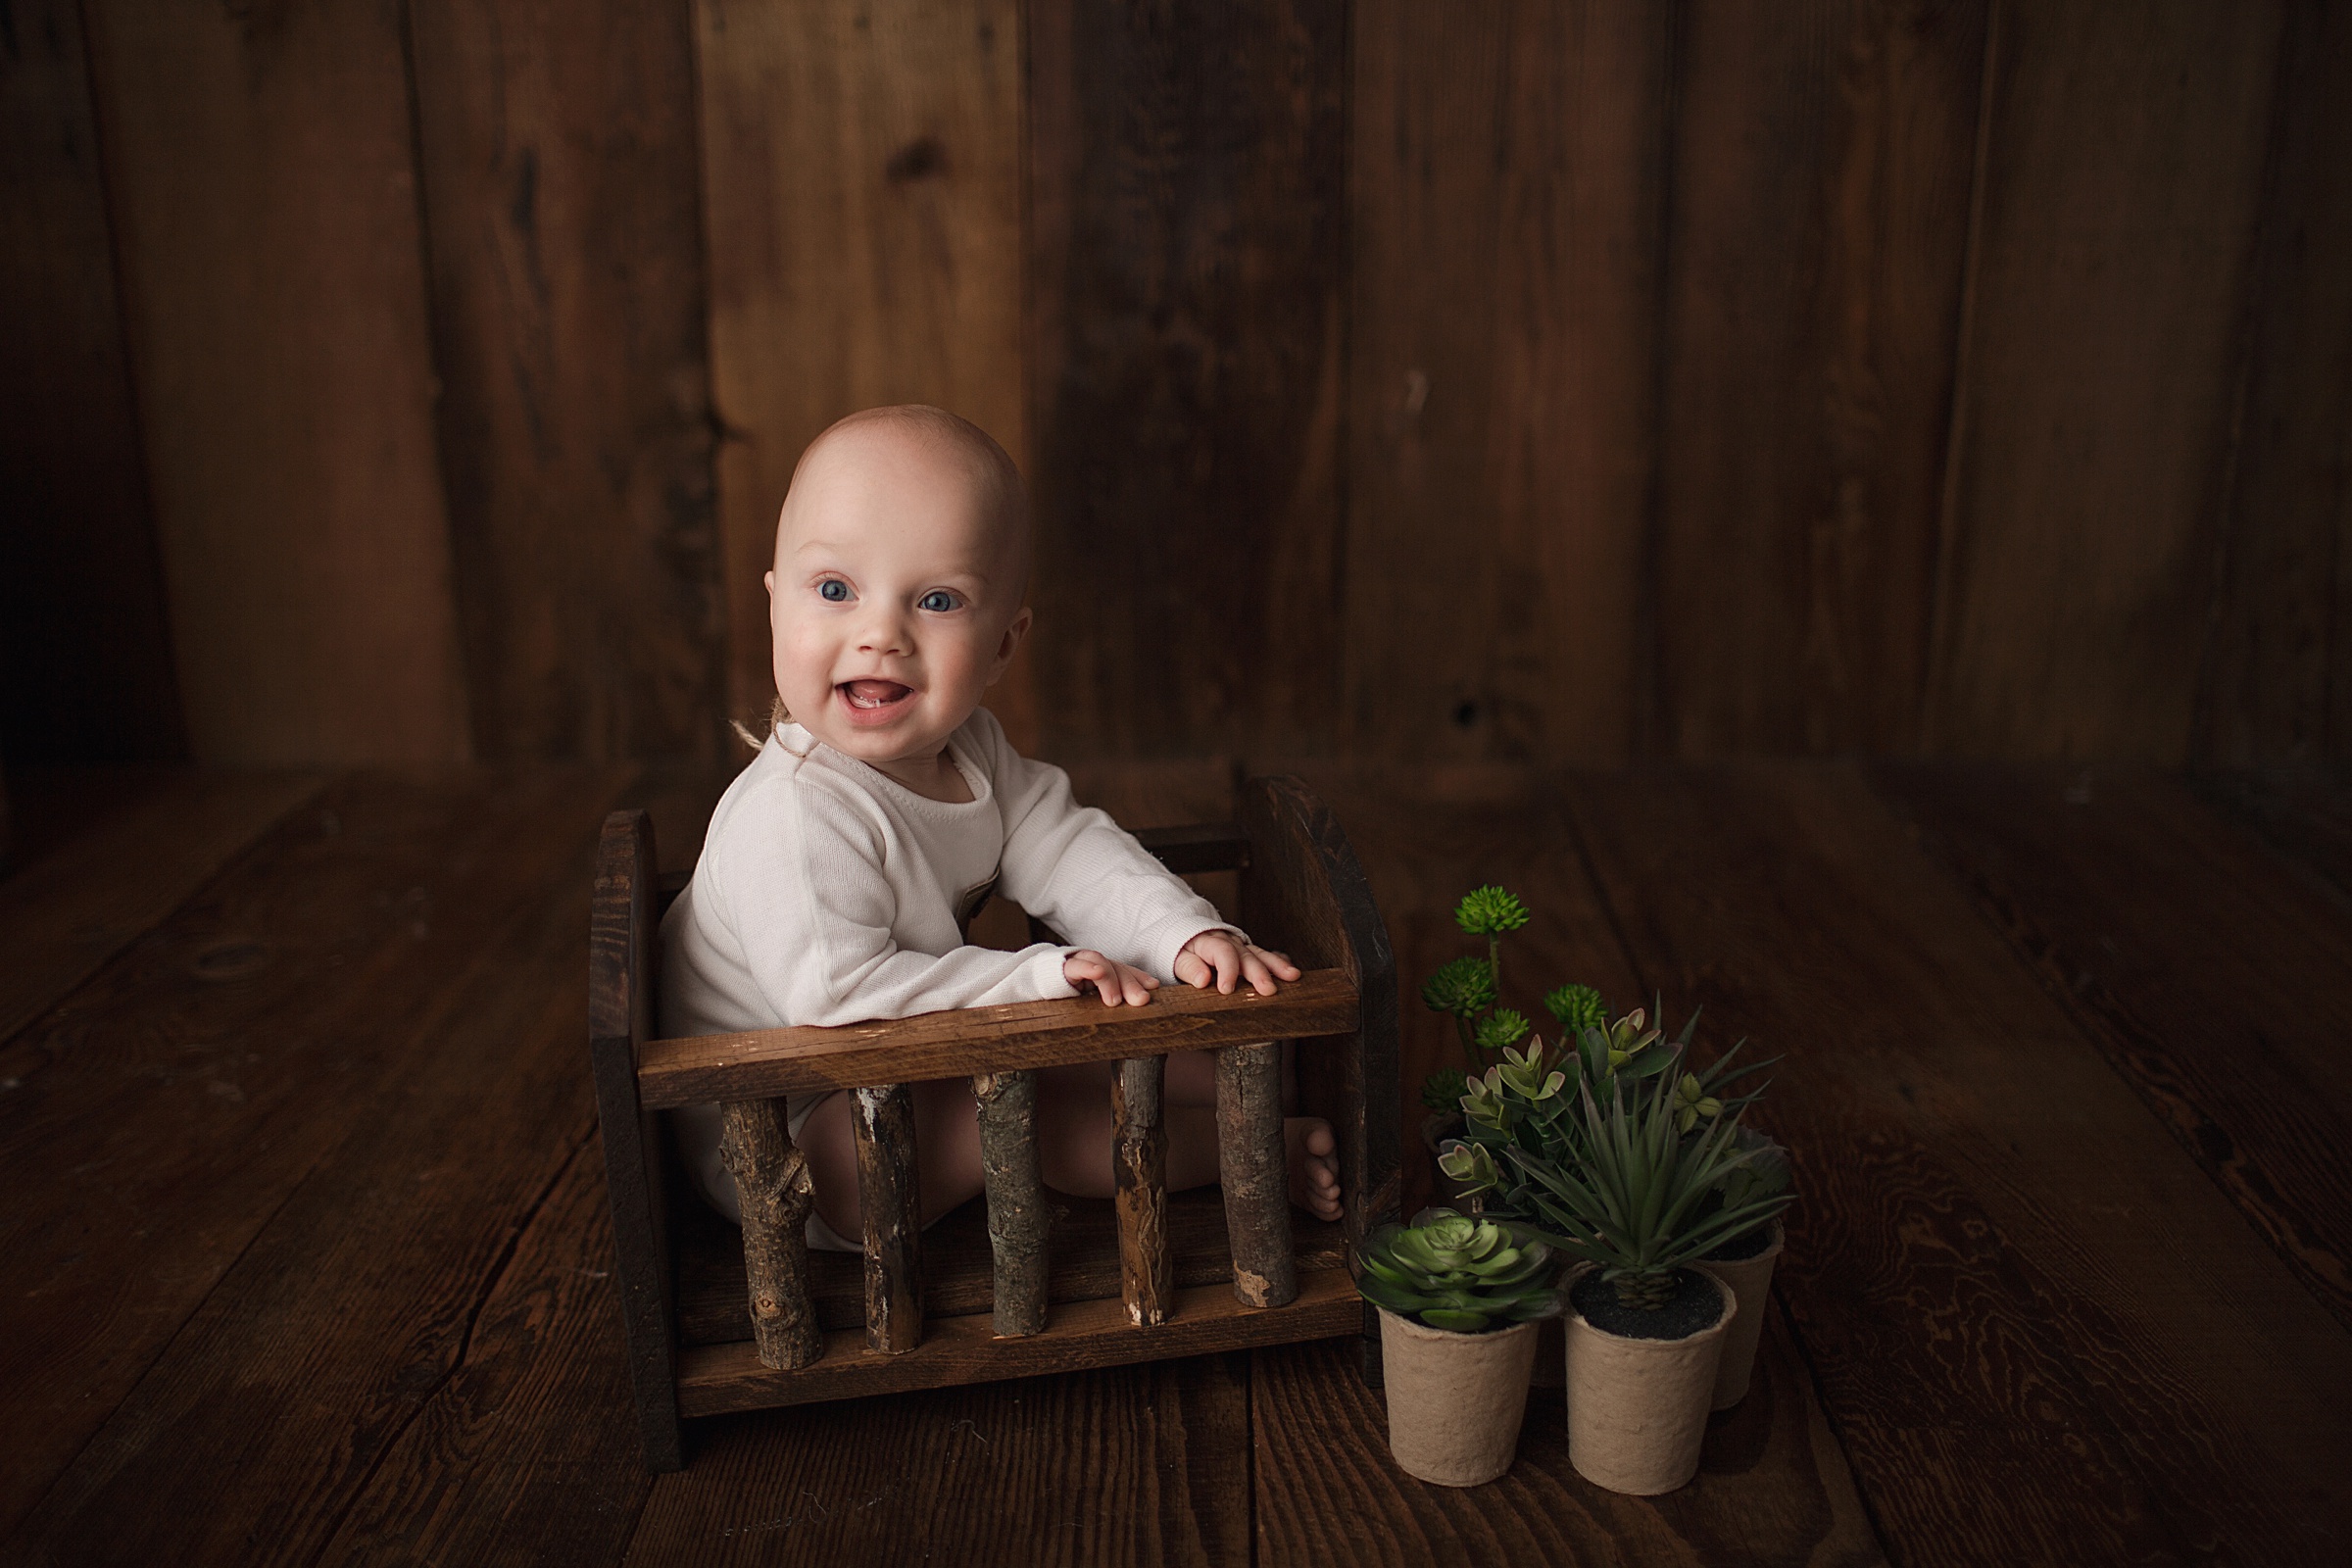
(976, 712, 1236, 978)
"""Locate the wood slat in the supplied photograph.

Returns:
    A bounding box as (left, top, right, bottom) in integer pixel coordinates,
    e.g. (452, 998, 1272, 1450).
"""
(79, 0, 469, 765)
(1343, 0, 1666, 764)
(627, 1352, 1253, 1567)
(1253, 1304, 1886, 1565)
(852, 1083, 925, 1353)
(1922, 0, 2285, 761)
(2194, 767, 2352, 903)
(973, 1068, 1049, 1336)
(407, 0, 727, 762)
(720, 1098, 823, 1369)
(0, 0, 186, 762)
(0, 766, 726, 1557)
(1650, 0, 1986, 755)
(1214, 1041, 1297, 1307)
(1112, 1055, 1172, 1326)
(637, 967, 1358, 1108)
(1872, 762, 2352, 1330)
(2192, 0, 2352, 767)
(695, 0, 1027, 740)
(1026, 0, 1346, 760)
(0, 769, 320, 1052)
(677, 1270, 1360, 1417)
(1566, 760, 2352, 1565)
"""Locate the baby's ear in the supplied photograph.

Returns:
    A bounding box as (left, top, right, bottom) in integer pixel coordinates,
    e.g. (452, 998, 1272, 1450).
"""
(991, 606, 1034, 672)
(763, 569, 776, 598)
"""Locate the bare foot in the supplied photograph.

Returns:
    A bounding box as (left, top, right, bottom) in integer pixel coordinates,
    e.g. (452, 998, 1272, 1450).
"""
(1285, 1117, 1342, 1221)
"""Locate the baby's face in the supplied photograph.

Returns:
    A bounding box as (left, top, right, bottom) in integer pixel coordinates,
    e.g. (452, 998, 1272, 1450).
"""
(764, 427, 1029, 779)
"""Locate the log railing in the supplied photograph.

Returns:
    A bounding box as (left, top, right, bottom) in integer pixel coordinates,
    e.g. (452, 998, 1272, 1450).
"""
(646, 973, 1357, 1367)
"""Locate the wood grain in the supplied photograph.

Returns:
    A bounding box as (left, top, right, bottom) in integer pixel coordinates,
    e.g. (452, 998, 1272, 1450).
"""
(720, 1098, 823, 1368)
(636, 967, 1358, 1108)
(0, 767, 708, 1553)
(695, 0, 1027, 737)
(1344, 0, 1667, 764)
(1112, 1055, 1172, 1326)
(1873, 762, 2352, 1329)
(974, 1068, 1049, 1335)
(1923, 0, 2285, 761)
(2193, 766, 2352, 904)
(678, 1271, 1359, 1416)
(78, 0, 469, 765)
(1025, 0, 1347, 760)
(1214, 1040, 1296, 1307)
(2192, 0, 2352, 766)
(310, 1135, 658, 1566)
(0, 769, 320, 1052)
(1652, 0, 1986, 756)
(627, 1352, 1253, 1567)
(0, 0, 185, 762)
(1253, 1304, 1885, 1566)
(1566, 761, 2352, 1565)
(852, 1083, 925, 1353)
(408, 0, 727, 762)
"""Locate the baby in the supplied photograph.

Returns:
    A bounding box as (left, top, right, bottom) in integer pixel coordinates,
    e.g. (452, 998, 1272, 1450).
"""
(661, 405, 1343, 1250)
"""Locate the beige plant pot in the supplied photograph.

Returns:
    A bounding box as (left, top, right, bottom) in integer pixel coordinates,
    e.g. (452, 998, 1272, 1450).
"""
(1699, 1220, 1785, 1409)
(1377, 1307, 1540, 1487)
(1562, 1268, 1734, 1495)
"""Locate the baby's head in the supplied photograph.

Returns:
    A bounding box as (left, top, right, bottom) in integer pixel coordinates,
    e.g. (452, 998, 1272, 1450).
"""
(763, 406, 1033, 777)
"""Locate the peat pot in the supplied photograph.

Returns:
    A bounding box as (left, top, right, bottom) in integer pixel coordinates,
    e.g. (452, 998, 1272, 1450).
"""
(1699, 1219, 1785, 1409)
(1562, 1267, 1734, 1495)
(1377, 1307, 1540, 1487)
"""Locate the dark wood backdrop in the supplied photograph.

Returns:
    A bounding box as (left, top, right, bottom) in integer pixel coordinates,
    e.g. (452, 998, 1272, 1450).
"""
(4, 0, 2346, 771)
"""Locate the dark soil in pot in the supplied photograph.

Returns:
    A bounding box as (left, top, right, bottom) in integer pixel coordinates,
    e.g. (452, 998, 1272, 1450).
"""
(1700, 1225, 1775, 1263)
(1569, 1268, 1727, 1341)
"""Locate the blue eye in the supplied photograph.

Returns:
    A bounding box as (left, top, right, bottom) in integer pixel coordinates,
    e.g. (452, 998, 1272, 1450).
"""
(818, 579, 850, 603)
(918, 590, 959, 612)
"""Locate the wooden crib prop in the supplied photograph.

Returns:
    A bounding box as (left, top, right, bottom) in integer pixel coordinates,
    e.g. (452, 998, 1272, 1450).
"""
(589, 775, 1399, 1470)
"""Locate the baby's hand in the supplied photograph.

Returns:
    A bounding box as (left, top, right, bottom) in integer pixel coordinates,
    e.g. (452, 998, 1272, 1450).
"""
(1174, 930, 1301, 997)
(1064, 950, 1159, 1007)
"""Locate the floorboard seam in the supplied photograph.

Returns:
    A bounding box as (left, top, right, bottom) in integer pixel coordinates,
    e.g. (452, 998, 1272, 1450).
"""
(0, 1145, 326, 1550)
(300, 1115, 600, 1568)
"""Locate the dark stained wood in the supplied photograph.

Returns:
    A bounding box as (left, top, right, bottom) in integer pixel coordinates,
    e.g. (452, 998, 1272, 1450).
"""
(629, 1352, 1253, 1567)
(1130, 822, 1250, 875)
(1345, 0, 1667, 764)
(407, 0, 727, 762)
(1112, 1055, 1172, 1326)
(675, 1188, 1348, 1346)
(636, 967, 1358, 1108)
(679, 1271, 1358, 1416)
(1651, 0, 1986, 756)
(1922, 0, 2285, 761)
(0, 770, 320, 1050)
(309, 1136, 657, 1565)
(695, 0, 1027, 736)
(2193, 0, 2352, 767)
(0, 769, 665, 1538)
(590, 808, 686, 1468)
(1, 767, 732, 1560)
(1252, 1305, 1886, 1566)
(1566, 761, 2352, 1565)
(2193, 767, 2352, 904)
(1872, 762, 2352, 1330)
(972, 1068, 1048, 1335)
(78, 0, 468, 765)
(720, 1099, 823, 1369)
(1025, 0, 1347, 760)
(1214, 1041, 1295, 1308)
(0, 0, 185, 763)
(852, 1083, 925, 1354)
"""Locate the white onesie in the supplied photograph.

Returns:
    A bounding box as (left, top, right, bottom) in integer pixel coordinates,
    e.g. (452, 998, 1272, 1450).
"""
(658, 706, 1233, 1249)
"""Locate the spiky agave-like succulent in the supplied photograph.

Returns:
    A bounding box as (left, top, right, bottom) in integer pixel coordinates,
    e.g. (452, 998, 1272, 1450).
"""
(1356, 1209, 1562, 1333)
(1509, 1052, 1792, 1312)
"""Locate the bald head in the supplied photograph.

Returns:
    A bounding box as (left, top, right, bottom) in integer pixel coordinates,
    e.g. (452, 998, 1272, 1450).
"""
(780, 406, 1031, 601)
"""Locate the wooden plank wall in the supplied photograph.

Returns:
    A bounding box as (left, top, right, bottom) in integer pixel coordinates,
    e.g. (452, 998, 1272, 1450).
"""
(2, 0, 2345, 771)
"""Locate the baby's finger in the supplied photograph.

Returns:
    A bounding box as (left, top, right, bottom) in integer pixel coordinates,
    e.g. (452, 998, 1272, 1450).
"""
(1174, 951, 1211, 990)
(1254, 946, 1302, 981)
(1240, 949, 1281, 997)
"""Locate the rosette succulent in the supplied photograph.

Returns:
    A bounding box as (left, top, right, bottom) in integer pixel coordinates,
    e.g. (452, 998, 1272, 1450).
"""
(1356, 1209, 1562, 1332)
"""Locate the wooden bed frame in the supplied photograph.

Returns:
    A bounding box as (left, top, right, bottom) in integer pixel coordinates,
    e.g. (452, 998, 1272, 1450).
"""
(589, 774, 1398, 1470)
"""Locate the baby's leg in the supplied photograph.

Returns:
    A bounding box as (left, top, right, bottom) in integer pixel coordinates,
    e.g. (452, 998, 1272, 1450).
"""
(798, 1078, 988, 1244)
(1050, 1051, 1342, 1221)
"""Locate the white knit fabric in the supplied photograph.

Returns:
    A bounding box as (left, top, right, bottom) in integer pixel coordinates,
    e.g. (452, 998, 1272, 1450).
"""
(659, 705, 1233, 1238)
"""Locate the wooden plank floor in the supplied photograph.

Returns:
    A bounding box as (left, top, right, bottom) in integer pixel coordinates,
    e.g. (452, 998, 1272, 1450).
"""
(1, 759, 2346, 1565)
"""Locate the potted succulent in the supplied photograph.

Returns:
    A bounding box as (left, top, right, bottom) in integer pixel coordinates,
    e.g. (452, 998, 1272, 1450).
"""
(1494, 1052, 1791, 1494)
(1417, 886, 1533, 1202)
(1355, 1208, 1563, 1486)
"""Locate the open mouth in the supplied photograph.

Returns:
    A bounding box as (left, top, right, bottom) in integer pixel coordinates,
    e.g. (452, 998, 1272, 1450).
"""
(839, 679, 915, 720)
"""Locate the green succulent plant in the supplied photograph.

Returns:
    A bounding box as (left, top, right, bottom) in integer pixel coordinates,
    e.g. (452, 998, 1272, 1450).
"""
(1505, 1049, 1792, 1312)
(1355, 1208, 1562, 1333)
(1453, 886, 1531, 936)
(1420, 1064, 1471, 1113)
(1544, 983, 1608, 1034)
